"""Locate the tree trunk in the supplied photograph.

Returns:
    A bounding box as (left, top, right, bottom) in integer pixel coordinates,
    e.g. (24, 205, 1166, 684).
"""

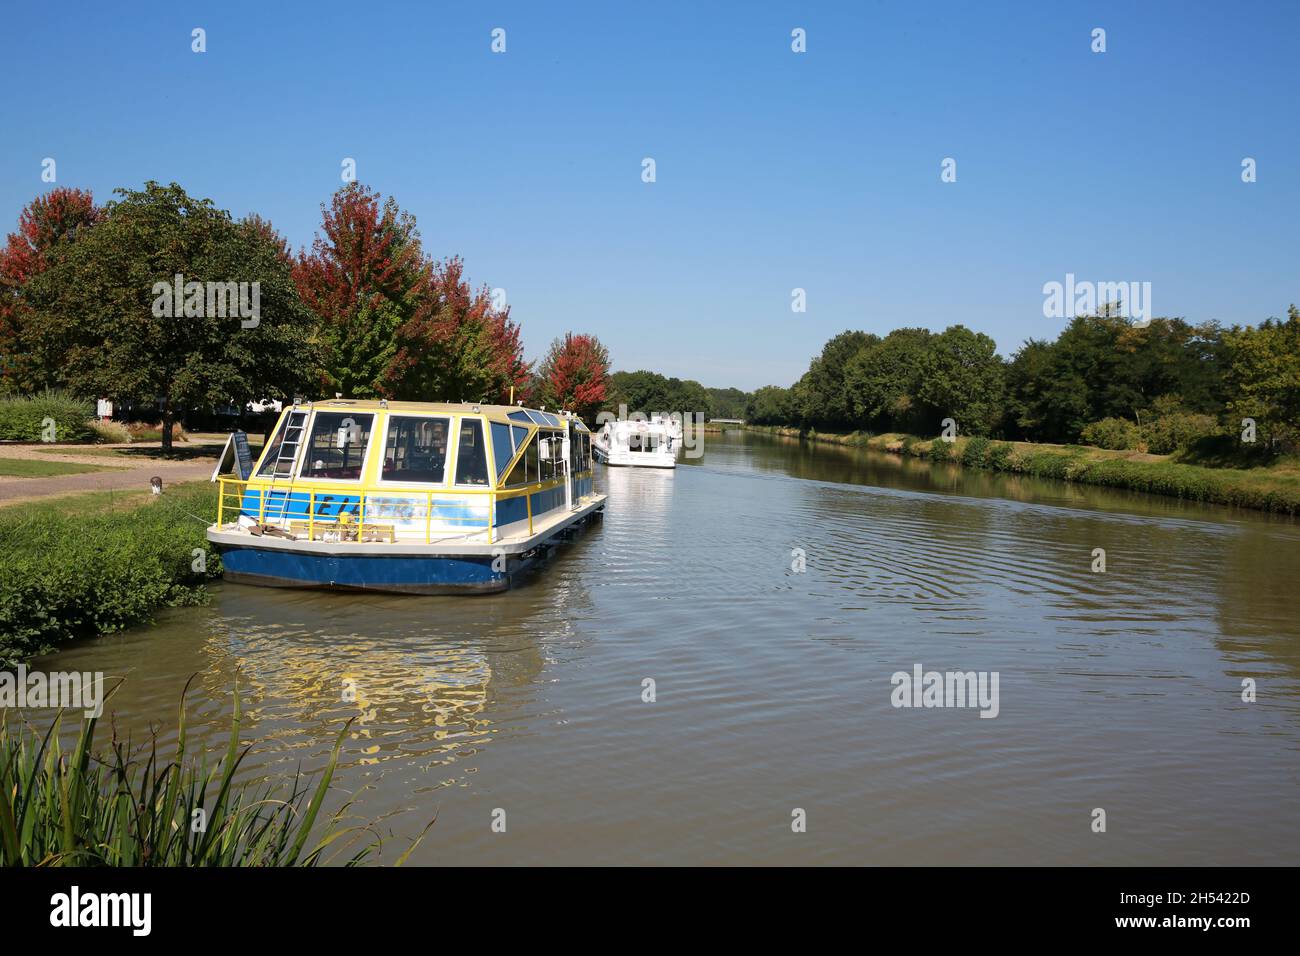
(160, 402, 174, 454)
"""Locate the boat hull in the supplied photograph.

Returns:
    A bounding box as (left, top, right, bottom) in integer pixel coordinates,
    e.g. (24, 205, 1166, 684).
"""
(208, 497, 604, 595)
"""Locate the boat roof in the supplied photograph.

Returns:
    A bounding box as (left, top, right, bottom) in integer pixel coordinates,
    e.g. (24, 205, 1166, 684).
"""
(294, 399, 589, 430)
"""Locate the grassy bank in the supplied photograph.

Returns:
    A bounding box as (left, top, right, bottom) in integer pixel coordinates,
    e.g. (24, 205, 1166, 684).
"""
(0, 457, 116, 477)
(745, 425, 1300, 516)
(0, 482, 220, 667)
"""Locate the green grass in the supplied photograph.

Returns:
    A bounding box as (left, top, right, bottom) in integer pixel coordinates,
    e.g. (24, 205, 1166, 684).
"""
(0, 457, 116, 477)
(0, 680, 430, 866)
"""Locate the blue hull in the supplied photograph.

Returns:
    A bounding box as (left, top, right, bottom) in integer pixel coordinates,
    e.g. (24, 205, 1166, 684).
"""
(218, 545, 520, 594)
(213, 507, 601, 595)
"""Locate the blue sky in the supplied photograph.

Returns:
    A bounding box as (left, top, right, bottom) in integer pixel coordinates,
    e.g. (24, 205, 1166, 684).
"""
(1, 1, 1296, 391)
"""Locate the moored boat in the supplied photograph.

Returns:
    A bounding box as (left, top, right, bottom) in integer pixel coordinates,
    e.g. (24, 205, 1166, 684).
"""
(593, 416, 677, 468)
(206, 400, 605, 594)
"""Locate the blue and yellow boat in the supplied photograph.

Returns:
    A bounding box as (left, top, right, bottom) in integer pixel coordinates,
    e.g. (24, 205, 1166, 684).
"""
(206, 400, 605, 594)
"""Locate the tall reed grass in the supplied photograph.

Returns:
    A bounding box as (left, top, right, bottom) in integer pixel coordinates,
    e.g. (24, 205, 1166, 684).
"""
(0, 677, 431, 866)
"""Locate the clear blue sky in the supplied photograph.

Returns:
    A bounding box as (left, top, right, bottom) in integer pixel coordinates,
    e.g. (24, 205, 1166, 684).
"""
(1, 1, 1296, 391)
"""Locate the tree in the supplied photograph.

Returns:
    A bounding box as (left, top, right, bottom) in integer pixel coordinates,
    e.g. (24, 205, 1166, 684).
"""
(0, 188, 101, 392)
(747, 385, 794, 424)
(915, 325, 1005, 436)
(293, 183, 426, 397)
(1223, 306, 1300, 448)
(843, 328, 931, 431)
(792, 330, 876, 429)
(706, 386, 750, 420)
(382, 256, 530, 403)
(535, 332, 611, 422)
(22, 182, 321, 452)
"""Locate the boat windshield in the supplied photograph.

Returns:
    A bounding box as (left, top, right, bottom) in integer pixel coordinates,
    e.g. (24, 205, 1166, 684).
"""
(300, 412, 374, 480)
(382, 415, 450, 483)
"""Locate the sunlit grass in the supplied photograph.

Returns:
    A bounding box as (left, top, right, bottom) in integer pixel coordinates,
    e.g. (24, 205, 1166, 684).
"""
(0, 458, 116, 477)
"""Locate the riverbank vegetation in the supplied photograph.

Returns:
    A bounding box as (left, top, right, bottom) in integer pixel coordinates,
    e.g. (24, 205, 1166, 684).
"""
(0, 684, 412, 866)
(0, 482, 218, 668)
(747, 312, 1300, 456)
(749, 426, 1300, 515)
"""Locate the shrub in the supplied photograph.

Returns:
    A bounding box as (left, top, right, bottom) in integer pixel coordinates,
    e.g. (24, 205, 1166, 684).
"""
(0, 391, 94, 443)
(927, 438, 955, 462)
(1140, 412, 1220, 455)
(0, 483, 220, 667)
(961, 435, 991, 468)
(986, 441, 1014, 471)
(1080, 417, 1142, 451)
(1013, 451, 1073, 479)
(86, 419, 132, 443)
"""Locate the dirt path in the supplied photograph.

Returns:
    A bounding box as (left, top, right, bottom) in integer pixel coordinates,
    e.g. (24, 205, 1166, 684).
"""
(0, 442, 221, 506)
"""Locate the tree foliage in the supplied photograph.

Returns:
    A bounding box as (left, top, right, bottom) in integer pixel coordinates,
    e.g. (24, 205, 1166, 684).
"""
(0, 188, 102, 392)
(22, 182, 321, 450)
(293, 183, 425, 397)
(534, 332, 611, 422)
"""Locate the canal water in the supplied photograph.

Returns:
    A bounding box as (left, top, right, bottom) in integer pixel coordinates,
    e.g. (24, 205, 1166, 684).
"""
(25, 431, 1300, 864)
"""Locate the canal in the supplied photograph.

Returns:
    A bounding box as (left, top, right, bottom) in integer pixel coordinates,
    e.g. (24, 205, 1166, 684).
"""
(28, 430, 1300, 864)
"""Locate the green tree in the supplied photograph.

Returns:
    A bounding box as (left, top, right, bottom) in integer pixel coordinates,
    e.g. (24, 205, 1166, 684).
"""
(747, 385, 794, 424)
(792, 330, 876, 429)
(915, 325, 1005, 436)
(843, 328, 931, 431)
(23, 182, 321, 451)
(1222, 306, 1300, 447)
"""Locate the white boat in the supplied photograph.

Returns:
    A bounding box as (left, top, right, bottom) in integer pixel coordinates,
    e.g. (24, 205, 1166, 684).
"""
(594, 417, 677, 468)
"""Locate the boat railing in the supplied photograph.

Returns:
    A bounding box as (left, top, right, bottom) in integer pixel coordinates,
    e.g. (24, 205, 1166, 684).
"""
(216, 477, 543, 545)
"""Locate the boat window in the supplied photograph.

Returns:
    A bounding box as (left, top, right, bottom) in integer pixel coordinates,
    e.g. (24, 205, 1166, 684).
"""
(508, 410, 532, 424)
(300, 412, 374, 480)
(454, 418, 489, 485)
(382, 415, 449, 483)
(256, 414, 292, 476)
(538, 432, 561, 482)
(504, 432, 539, 486)
(510, 424, 529, 453)
(490, 422, 514, 481)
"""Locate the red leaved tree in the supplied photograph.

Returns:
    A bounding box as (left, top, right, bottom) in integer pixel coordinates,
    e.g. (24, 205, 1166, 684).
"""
(535, 332, 611, 423)
(293, 183, 426, 397)
(0, 187, 101, 391)
(382, 256, 531, 404)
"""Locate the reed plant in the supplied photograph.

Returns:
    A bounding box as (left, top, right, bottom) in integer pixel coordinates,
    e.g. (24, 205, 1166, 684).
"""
(0, 678, 429, 866)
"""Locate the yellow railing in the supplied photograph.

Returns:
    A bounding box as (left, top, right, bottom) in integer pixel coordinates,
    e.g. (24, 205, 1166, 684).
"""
(216, 477, 558, 544)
